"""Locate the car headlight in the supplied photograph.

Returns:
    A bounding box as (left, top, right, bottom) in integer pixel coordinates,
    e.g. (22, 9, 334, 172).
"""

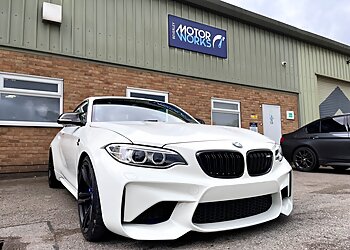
(274, 144, 283, 162)
(105, 144, 187, 168)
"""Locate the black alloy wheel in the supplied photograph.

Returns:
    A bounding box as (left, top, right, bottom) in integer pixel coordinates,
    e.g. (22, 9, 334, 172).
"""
(48, 151, 62, 188)
(78, 156, 107, 242)
(293, 147, 319, 172)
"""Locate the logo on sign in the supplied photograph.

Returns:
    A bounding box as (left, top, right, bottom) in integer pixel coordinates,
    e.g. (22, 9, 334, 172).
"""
(168, 15, 227, 58)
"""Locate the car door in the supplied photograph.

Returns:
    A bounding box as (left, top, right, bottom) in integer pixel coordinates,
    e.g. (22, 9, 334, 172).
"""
(310, 116, 349, 164)
(60, 101, 88, 187)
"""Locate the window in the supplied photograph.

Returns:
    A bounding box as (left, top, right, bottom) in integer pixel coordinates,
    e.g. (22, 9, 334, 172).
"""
(211, 98, 241, 127)
(321, 116, 347, 133)
(306, 121, 320, 133)
(74, 101, 89, 125)
(0, 73, 63, 127)
(92, 99, 197, 123)
(126, 87, 168, 102)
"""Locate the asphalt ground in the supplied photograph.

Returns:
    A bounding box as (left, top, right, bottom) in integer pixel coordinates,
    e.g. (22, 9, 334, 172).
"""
(0, 168, 349, 250)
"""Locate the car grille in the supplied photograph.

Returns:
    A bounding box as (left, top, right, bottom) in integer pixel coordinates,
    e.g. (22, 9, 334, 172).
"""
(192, 195, 272, 224)
(196, 151, 244, 178)
(246, 150, 273, 176)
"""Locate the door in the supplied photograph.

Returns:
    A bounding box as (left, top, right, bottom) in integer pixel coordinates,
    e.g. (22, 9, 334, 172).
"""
(262, 104, 282, 143)
(59, 101, 88, 187)
(60, 126, 82, 186)
(312, 116, 350, 164)
(318, 76, 350, 118)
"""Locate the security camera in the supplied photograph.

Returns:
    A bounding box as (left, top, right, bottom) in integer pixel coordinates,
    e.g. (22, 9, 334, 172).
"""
(281, 61, 287, 66)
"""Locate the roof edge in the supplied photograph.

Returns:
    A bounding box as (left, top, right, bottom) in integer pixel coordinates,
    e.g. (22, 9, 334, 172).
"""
(182, 0, 350, 56)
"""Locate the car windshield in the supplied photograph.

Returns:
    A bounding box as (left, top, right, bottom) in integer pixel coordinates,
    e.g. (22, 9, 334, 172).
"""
(92, 99, 198, 124)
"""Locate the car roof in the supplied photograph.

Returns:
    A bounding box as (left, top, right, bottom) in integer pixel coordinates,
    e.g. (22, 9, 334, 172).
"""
(311, 113, 349, 123)
(84, 96, 168, 104)
(298, 113, 349, 131)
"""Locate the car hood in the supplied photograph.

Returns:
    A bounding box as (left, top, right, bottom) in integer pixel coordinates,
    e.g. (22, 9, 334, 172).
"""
(90, 122, 275, 147)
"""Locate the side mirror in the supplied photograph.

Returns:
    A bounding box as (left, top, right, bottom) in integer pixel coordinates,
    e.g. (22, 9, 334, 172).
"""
(57, 112, 85, 126)
(195, 117, 205, 124)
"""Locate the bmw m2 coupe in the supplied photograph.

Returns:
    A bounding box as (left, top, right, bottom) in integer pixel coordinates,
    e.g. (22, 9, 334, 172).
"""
(48, 96, 293, 241)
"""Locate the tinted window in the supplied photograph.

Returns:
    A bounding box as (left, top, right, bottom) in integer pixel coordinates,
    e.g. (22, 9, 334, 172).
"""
(306, 121, 320, 133)
(213, 102, 239, 111)
(74, 102, 88, 124)
(4, 78, 59, 92)
(212, 111, 240, 127)
(0, 93, 60, 122)
(321, 116, 347, 133)
(130, 92, 165, 102)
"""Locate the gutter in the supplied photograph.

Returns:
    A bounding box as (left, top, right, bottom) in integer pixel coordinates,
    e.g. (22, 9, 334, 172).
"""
(183, 0, 350, 56)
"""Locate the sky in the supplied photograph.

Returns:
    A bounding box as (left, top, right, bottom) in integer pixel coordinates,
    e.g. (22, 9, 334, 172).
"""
(221, 0, 350, 46)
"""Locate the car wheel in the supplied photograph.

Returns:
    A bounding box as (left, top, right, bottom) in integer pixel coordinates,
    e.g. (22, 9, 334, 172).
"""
(48, 151, 62, 188)
(331, 166, 349, 171)
(78, 156, 107, 242)
(293, 147, 319, 172)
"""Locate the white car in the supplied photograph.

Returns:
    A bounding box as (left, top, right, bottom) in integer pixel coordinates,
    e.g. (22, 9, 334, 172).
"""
(49, 96, 293, 242)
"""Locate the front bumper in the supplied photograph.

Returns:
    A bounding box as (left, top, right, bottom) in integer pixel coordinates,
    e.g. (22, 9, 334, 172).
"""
(92, 141, 293, 240)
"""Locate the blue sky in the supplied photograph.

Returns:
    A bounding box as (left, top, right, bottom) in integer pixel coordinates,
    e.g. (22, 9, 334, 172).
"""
(221, 0, 350, 46)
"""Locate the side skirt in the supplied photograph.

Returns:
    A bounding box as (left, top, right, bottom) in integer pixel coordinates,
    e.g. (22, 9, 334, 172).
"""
(59, 176, 78, 199)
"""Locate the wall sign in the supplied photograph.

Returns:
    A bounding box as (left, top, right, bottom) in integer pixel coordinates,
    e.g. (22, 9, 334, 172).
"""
(168, 15, 227, 58)
(286, 111, 295, 120)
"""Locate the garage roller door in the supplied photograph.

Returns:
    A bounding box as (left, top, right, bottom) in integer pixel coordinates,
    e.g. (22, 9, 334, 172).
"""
(318, 76, 350, 118)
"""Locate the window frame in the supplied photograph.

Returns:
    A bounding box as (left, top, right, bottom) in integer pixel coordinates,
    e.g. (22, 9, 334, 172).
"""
(126, 87, 169, 103)
(211, 98, 241, 128)
(0, 72, 63, 127)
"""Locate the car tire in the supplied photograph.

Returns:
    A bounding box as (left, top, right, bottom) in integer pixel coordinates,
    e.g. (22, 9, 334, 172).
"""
(331, 166, 349, 171)
(292, 147, 319, 172)
(78, 156, 108, 242)
(48, 151, 62, 188)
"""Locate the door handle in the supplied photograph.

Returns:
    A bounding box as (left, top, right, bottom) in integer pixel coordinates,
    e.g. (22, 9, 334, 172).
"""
(310, 135, 319, 139)
(77, 138, 80, 146)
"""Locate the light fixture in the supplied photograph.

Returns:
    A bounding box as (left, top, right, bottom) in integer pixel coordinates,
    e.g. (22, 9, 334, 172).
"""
(42, 2, 62, 24)
(346, 59, 350, 64)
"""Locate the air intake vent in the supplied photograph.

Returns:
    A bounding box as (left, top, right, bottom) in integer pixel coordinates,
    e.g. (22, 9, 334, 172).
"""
(196, 151, 244, 178)
(192, 195, 272, 224)
(125, 201, 177, 224)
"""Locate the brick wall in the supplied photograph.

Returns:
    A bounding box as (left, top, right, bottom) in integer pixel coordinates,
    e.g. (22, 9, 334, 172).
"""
(0, 49, 299, 173)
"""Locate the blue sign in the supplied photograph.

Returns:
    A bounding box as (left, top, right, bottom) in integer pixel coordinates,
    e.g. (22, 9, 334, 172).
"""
(168, 15, 227, 59)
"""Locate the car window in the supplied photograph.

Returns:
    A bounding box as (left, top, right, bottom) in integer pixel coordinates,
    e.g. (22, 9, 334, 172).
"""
(320, 116, 347, 133)
(306, 121, 320, 133)
(73, 101, 88, 124)
(92, 99, 198, 123)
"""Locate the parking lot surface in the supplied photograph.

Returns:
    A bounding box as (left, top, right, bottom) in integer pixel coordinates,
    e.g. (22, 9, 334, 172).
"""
(0, 169, 350, 250)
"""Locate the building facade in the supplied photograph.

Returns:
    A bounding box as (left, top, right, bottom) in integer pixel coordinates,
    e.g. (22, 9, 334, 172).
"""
(0, 0, 349, 173)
